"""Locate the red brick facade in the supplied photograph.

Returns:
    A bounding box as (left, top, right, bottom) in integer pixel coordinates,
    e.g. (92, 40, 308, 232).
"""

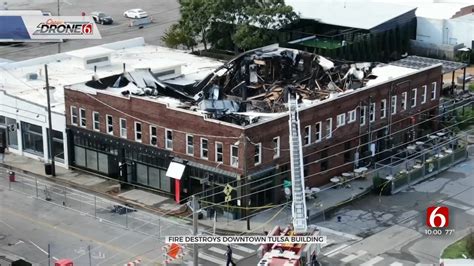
(65, 65, 442, 201)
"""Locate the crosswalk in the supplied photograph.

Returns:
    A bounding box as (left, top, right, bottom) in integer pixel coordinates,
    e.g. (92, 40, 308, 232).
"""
(439, 199, 474, 216)
(197, 243, 257, 265)
(320, 246, 437, 266)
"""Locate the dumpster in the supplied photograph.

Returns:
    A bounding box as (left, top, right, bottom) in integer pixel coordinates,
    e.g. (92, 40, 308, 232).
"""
(55, 259, 73, 266)
(8, 171, 15, 182)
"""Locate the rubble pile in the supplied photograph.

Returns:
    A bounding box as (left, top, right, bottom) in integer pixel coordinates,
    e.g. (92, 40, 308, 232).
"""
(194, 46, 378, 124)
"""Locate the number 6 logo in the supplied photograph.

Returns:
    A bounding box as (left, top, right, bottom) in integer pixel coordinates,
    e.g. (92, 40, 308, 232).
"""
(81, 23, 93, 34)
(426, 206, 449, 228)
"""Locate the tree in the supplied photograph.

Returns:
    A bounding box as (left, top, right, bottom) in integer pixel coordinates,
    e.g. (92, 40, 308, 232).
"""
(161, 24, 197, 50)
(163, 0, 299, 51)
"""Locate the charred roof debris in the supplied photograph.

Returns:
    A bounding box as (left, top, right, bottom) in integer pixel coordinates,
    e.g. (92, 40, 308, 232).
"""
(82, 46, 379, 126)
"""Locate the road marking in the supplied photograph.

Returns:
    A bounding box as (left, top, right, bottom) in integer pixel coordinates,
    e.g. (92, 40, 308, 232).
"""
(209, 247, 243, 260)
(323, 244, 349, 257)
(224, 244, 254, 253)
(360, 256, 384, 266)
(439, 200, 471, 210)
(321, 239, 334, 248)
(318, 226, 362, 240)
(466, 208, 474, 216)
(198, 252, 226, 265)
(390, 262, 403, 266)
(28, 240, 58, 260)
(340, 250, 368, 263)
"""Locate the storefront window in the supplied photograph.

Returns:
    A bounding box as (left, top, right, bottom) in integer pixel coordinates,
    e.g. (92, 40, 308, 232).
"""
(21, 122, 43, 155)
(3, 117, 18, 148)
(47, 129, 64, 161)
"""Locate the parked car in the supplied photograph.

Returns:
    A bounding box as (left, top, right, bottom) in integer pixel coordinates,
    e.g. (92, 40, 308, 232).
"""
(91, 11, 113, 25)
(123, 8, 148, 19)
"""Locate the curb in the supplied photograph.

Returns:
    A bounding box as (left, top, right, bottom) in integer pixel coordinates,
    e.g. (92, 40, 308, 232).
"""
(0, 163, 188, 217)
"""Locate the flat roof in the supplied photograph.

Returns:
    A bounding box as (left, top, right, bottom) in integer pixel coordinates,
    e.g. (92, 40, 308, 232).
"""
(286, 0, 416, 30)
(0, 38, 223, 114)
(389, 55, 467, 74)
(66, 46, 113, 59)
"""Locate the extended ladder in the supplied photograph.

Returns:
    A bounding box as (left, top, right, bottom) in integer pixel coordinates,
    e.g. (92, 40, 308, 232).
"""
(288, 94, 308, 233)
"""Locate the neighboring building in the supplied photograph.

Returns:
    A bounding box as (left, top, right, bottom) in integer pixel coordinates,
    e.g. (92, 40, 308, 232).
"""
(0, 37, 222, 168)
(284, 0, 417, 62)
(64, 44, 443, 213)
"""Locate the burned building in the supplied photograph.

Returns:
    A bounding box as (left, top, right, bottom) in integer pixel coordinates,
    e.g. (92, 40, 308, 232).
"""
(64, 44, 442, 213)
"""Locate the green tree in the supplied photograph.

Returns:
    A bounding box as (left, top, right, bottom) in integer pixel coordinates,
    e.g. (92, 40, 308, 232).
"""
(163, 0, 298, 51)
(161, 24, 197, 50)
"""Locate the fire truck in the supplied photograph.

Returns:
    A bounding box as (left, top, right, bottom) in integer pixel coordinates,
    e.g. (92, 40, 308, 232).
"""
(257, 94, 321, 265)
(257, 225, 321, 266)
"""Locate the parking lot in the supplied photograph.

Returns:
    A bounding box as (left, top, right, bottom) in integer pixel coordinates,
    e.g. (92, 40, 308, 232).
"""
(0, 0, 180, 60)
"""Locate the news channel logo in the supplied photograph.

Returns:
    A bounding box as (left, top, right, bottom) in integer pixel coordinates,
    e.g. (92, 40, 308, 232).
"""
(425, 206, 455, 236)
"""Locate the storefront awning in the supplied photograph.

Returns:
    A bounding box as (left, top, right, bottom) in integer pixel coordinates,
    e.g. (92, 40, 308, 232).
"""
(166, 161, 186, 180)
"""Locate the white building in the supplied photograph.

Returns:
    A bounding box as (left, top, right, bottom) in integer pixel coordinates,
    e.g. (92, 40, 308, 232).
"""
(0, 37, 222, 168)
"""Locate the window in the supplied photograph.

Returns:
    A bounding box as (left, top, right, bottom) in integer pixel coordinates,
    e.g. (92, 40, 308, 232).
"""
(337, 113, 346, 127)
(165, 129, 173, 150)
(21, 122, 43, 155)
(254, 143, 262, 165)
(79, 108, 86, 127)
(431, 82, 437, 100)
(92, 112, 100, 131)
(70, 106, 78, 125)
(411, 88, 417, 107)
(303, 125, 311, 145)
(215, 142, 223, 162)
(314, 122, 322, 142)
(106, 115, 113, 135)
(326, 118, 332, 138)
(150, 126, 157, 146)
(369, 103, 375, 122)
(119, 118, 127, 138)
(401, 92, 407, 110)
(231, 145, 239, 167)
(380, 99, 387, 119)
(360, 106, 366, 126)
(421, 85, 427, 104)
(186, 134, 194, 155)
(348, 110, 356, 123)
(134, 122, 142, 142)
(273, 137, 280, 159)
(200, 138, 208, 159)
(391, 95, 397, 114)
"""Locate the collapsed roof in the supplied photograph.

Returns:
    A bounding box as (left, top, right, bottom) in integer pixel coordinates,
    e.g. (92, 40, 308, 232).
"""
(81, 46, 383, 126)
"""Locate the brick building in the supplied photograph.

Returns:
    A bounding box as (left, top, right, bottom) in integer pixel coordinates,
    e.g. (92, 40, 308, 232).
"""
(64, 45, 442, 214)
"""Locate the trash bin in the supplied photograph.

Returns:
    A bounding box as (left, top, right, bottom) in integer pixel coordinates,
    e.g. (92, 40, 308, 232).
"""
(8, 171, 15, 182)
(45, 163, 52, 175)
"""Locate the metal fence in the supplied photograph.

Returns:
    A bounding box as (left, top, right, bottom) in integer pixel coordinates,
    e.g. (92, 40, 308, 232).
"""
(373, 140, 468, 195)
(0, 169, 192, 238)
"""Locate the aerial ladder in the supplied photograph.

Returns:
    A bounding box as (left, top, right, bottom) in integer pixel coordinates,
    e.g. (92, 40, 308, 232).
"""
(288, 93, 308, 234)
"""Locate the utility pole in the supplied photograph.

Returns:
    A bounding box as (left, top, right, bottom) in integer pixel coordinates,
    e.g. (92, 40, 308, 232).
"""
(192, 195, 198, 266)
(88, 245, 92, 266)
(57, 0, 61, 53)
(48, 243, 51, 266)
(242, 133, 250, 231)
(44, 64, 56, 176)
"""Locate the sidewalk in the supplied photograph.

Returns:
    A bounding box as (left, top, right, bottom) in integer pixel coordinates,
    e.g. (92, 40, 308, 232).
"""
(1, 152, 374, 233)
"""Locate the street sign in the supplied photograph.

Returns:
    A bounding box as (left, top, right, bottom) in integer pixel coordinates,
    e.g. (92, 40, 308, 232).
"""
(283, 179, 291, 188)
(223, 184, 233, 195)
(225, 195, 232, 202)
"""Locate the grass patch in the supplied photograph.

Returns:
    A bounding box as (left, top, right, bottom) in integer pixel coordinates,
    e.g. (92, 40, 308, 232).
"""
(442, 233, 474, 259)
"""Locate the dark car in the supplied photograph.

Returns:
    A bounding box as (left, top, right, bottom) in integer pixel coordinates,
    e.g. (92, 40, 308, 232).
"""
(91, 11, 113, 25)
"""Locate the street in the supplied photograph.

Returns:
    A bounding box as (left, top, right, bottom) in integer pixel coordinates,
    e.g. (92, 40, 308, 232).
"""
(0, 0, 180, 60)
(0, 168, 193, 265)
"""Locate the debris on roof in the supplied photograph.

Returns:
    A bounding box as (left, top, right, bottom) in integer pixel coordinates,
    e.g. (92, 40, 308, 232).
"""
(80, 46, 385, 126)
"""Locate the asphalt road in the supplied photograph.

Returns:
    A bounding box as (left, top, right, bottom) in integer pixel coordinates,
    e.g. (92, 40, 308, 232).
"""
(0, 168, 194, 265)
(314, 156, 474, 265)
(0, 0, 180, 60)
